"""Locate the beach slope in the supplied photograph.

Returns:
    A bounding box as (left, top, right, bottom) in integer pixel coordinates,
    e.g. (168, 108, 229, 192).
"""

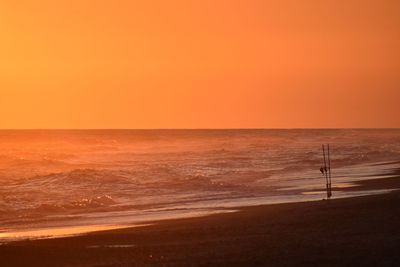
(1, 189, 400, 267)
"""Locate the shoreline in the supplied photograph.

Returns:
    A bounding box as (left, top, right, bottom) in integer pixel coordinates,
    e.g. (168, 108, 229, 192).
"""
(1, 174, 400, 266)
(1, 167, 399, 244)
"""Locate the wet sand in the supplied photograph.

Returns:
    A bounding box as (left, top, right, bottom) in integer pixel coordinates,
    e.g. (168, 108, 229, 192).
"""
(1, 174, 400, 267)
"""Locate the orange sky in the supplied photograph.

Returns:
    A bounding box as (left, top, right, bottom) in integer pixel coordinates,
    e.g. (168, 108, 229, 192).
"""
(1, 0, 399, 129)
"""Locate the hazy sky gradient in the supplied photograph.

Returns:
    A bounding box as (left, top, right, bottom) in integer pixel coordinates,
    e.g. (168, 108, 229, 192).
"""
(1, 0, 399, 128)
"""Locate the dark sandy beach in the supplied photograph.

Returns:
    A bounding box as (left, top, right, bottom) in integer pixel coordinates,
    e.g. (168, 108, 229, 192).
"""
(1, 173, 400, 267)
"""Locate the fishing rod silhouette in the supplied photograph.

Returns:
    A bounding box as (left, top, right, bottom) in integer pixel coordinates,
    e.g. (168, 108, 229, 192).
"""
(320, 144, 332, 199)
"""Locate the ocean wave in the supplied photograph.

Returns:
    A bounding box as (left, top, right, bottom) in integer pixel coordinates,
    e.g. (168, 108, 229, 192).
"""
(34, 195, 117, 213)
(28, 169, 133, 187)
(0, 129, 399, 231)
(0, 194, 118, 222)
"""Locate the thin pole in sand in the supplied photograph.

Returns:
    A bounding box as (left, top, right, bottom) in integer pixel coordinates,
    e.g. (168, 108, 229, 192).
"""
(322, 144, 332, 199)
(327, 144, 332, 198)
(322, 145, 329, 199)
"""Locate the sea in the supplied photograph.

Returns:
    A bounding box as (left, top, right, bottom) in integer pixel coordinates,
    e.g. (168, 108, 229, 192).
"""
(0, 129, 399, 241)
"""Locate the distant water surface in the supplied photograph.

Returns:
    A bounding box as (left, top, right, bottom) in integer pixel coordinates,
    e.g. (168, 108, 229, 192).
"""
(0, 129, 399, 240)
